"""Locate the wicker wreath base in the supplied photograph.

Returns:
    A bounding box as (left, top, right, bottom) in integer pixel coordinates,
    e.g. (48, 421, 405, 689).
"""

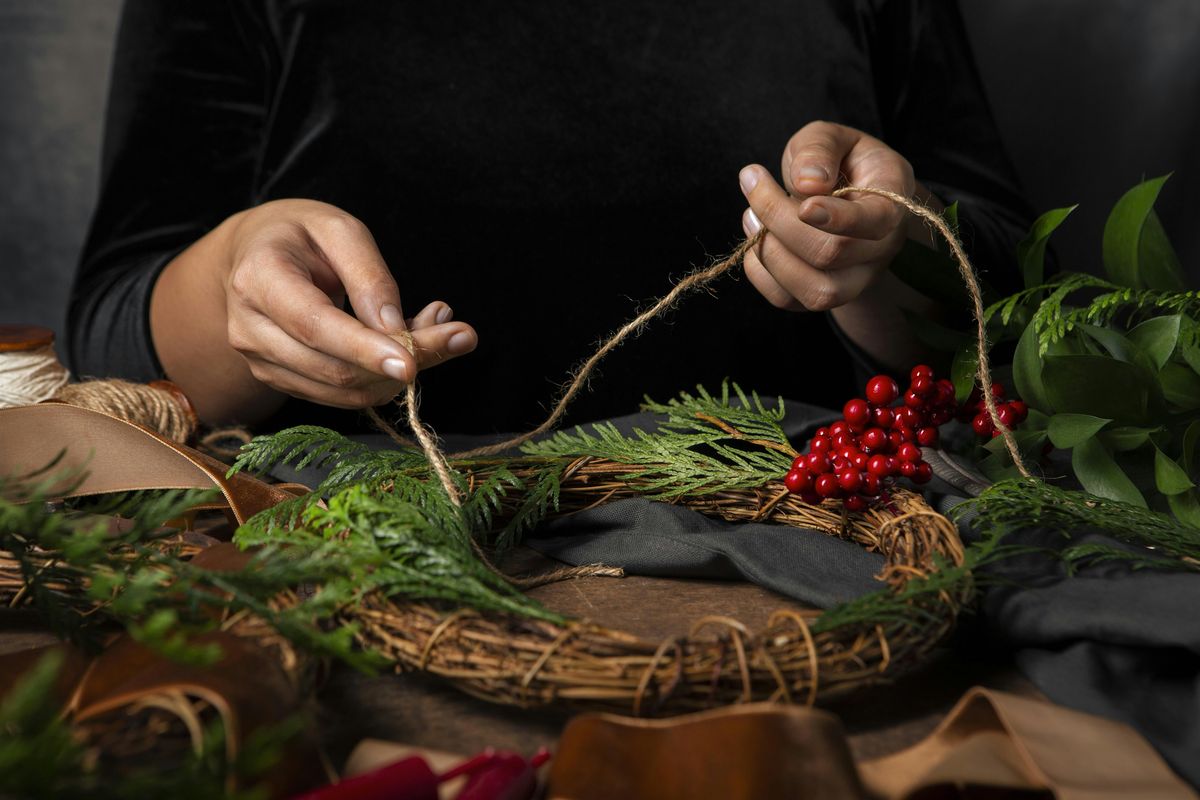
(347, 486, 967, 716)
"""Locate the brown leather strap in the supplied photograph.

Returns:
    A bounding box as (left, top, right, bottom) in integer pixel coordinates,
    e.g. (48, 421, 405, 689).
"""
(547, 690, 1197, 799)
(859, 687, 1196, 800)
(0, 403, 296, 525)
(548, 703, 865, 799)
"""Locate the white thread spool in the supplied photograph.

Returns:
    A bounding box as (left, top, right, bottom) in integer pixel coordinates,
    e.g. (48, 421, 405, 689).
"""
(0, 324, 71, 409)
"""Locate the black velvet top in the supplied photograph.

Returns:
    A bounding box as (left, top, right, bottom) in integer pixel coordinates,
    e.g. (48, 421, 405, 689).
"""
(70, 0, 1030, 433)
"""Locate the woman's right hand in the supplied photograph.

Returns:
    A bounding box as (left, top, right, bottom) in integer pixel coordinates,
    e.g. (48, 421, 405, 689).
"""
(151, 199, 477, 424)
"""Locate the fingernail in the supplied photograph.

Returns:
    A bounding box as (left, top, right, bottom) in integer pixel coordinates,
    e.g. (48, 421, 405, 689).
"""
(738, 166, 760, 195)
(447, 331, 475, 355)
(743, 208, 762, 236)
(380, 303, 404, 332)
(382, 357, 408, 381)
(797, 165, 829, 183)
(802, 203, 831, 227)
(435, 304, 453, 324)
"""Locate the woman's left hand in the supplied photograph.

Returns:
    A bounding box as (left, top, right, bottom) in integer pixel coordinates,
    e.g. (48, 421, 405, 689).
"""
(739, 120, 929, 313)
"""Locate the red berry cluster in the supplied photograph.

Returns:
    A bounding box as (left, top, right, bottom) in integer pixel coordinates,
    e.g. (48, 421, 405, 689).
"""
(958, 384, 1028, 439)
(783, 365, 982, 511)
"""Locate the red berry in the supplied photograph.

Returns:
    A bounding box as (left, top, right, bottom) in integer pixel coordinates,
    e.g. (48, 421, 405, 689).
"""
(815, 473, 842, 499)
(910, 364, 934, 382)
(935, 378, 955, 398)
(837, 469, 863, 494)
(828, 421, 846, 437)
(886, 456, 899, 474)
(832, 432, 855, 449)
(912, 461, 933, 484)
(784, 469, 809, 493)
(867, 455, 891, 477)
(811, 436, 832, 453)
(839, 447, 860, 462)
(904, 390, 925, 409)
(831, 456, 848, 471)
(887, 430, 905, 451)
(792, 455, 807, 470)
(894, 425, 915, 444)
(897, 442, 921, 462)
(899, 460, 917, 478)
(861, 428, 887, 452)
(843, 398, 870, 427)
(800, 489, 822, 505)
(844, 495, 868, 512)
(851, 451, 869, 470)
(916, 427, 939, 447)
(911, 376, 934, 398)
(807, 452, 832, 473)
(928, 408, 952, 426)
(862, 473, 882, 496)
(846, 416, 869, 434)
(872, 406, 895, 429)
(991, 382, 1006, 399)
(897, 406, 923, 429)
(996, 404, 1016, 428)
(866, 375, 900, 406)
(1009, 400, 1029, 423)
(972, 413, 995, 438)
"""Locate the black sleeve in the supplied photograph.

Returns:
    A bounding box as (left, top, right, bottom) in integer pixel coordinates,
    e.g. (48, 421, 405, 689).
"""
(67, 0, 274, 380)
(867, 0, 1033, 296)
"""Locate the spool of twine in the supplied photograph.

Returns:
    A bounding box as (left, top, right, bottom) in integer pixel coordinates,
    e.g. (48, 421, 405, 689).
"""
(0, 324, 198, 444)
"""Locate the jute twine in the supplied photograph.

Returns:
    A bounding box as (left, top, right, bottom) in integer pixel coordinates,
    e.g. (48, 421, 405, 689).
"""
(0, 326, 199, 444)
(376, 186, 1032, 485)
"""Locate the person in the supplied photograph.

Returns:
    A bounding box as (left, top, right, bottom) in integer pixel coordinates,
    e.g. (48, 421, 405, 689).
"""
(69, 0, 1031, 434)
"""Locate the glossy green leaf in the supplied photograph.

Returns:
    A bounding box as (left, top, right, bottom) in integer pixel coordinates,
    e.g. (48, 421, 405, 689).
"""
(1180, 316, 1200, 375)
(1017, 205, 1076, 288)
(1102, 174, 1186, 290)
(951, 346, 977, 403)
(1047, 413, 1111, 449)
(1071, 438, 1147, 507)
(1128, 315, 1181, 370)
(1099, 426, 1156, 452)
(1167, 490, 1200, 528)
(1181, 420, 1200, 473)
(1012, 318, 1051, 412)
(1139, 210, 1188, 291)
(1077, 324, 1154, 372)
(1160, 362, 1200, 411)
(1042, 354, 1150, 424)
(1166, 418, 1200, 528)
(1155, 446, 1195, 495)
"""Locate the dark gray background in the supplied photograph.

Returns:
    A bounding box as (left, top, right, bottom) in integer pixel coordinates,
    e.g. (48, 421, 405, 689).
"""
(2, 1, 1198, 339)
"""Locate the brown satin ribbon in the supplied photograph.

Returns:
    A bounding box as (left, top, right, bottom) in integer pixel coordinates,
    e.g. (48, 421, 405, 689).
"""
(0, 402, 295, 525)
(545, 689, 1196, 799)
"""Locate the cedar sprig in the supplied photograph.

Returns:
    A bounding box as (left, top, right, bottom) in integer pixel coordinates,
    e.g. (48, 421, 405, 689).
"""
(952, 478, 1200, 566)
(985, 272, 1200, 353)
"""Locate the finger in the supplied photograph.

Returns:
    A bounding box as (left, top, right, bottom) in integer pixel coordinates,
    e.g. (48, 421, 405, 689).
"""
(229, 311, 400, 391)
(780, 120, 860, 196)
(795, 192, 904, 242)
(754, 228, 876, 312)
(742, 242, 804, 312)
(408, 301, 454, 331)
(740, 166, 874, 270)
(239, 257, 417, 382)
(244, 357, 403, 410)
(402, 321, 479, 370)
(305, 210, 406, 333)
